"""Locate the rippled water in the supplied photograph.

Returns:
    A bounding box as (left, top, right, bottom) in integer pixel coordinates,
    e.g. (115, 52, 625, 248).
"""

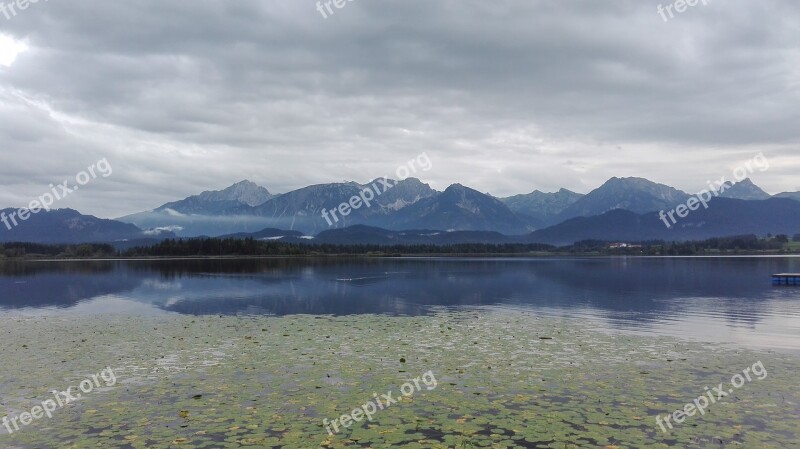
(1, 256, 799, 350)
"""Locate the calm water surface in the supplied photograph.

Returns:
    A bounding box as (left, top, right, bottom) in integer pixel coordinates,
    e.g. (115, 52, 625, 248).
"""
(1, 256, 799, 350)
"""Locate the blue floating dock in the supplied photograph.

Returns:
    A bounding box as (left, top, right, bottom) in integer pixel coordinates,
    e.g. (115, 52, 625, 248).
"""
(772, 273, 800, 286)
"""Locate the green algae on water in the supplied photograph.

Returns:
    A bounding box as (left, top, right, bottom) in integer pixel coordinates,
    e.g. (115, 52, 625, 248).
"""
(0, 309, 797, 448)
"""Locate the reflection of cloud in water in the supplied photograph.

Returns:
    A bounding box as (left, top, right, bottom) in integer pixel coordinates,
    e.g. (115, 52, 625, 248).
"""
(0, 257, 799, 350)
(0, 295, 171, 317)
(141, 279, 183, 290)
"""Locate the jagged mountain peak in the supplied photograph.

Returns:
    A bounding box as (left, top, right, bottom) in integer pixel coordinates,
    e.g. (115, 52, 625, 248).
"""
(196, 180, 274, 206)
(389, 184, 532, 234)
(557, 177, 689, 220)
(500, 187, 584, 226)
(151, 180, 274, 215)
(718, 178, 771, 200)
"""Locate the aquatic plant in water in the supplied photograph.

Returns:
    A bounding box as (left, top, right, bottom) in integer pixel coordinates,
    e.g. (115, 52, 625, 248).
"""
(0, 308, 797, 448)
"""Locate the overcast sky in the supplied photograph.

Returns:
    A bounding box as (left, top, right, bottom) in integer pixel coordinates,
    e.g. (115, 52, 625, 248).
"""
(0, 0, 798, 218)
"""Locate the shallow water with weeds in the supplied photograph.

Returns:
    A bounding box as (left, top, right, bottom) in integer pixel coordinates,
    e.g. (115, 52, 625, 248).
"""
(0, 308, 798, 448)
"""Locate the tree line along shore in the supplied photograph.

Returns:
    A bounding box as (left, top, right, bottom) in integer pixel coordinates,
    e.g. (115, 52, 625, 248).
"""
(0, 234, 798, 259)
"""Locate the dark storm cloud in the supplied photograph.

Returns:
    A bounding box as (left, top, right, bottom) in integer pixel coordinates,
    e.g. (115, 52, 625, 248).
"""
(0, 0, 797, 216)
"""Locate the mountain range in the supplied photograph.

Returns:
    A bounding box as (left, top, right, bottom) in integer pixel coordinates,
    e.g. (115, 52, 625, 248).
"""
(156, 180, 274, 214)
(0, 208, 173, 244)
(1, 177, 798, 246)
(525, 197, 800, 246)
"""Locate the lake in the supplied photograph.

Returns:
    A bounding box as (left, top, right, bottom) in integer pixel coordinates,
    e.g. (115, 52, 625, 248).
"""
(1, 256, 799, 448)
(1, 256, 799, 349)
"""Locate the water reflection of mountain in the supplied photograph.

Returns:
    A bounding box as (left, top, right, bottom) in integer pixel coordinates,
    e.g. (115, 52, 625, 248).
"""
(0, 258, 796, 326)
(0, 261, 136, 309)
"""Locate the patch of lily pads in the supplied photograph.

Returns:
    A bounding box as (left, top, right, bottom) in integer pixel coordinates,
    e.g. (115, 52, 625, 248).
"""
(0, 308, 797, 448)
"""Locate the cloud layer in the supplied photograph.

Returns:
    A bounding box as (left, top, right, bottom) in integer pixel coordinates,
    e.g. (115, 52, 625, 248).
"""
(0, 0, 798, 217)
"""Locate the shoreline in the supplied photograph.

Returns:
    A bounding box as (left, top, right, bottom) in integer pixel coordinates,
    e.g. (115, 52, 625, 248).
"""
(3, 252, 800, 262)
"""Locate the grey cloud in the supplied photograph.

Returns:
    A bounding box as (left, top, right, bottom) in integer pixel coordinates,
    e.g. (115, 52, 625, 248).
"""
(0, 0, 798, 216)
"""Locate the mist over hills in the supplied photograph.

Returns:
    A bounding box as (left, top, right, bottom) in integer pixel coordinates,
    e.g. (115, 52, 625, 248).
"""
(0, 208, 172, 244)
(2, 176, 799, 246)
